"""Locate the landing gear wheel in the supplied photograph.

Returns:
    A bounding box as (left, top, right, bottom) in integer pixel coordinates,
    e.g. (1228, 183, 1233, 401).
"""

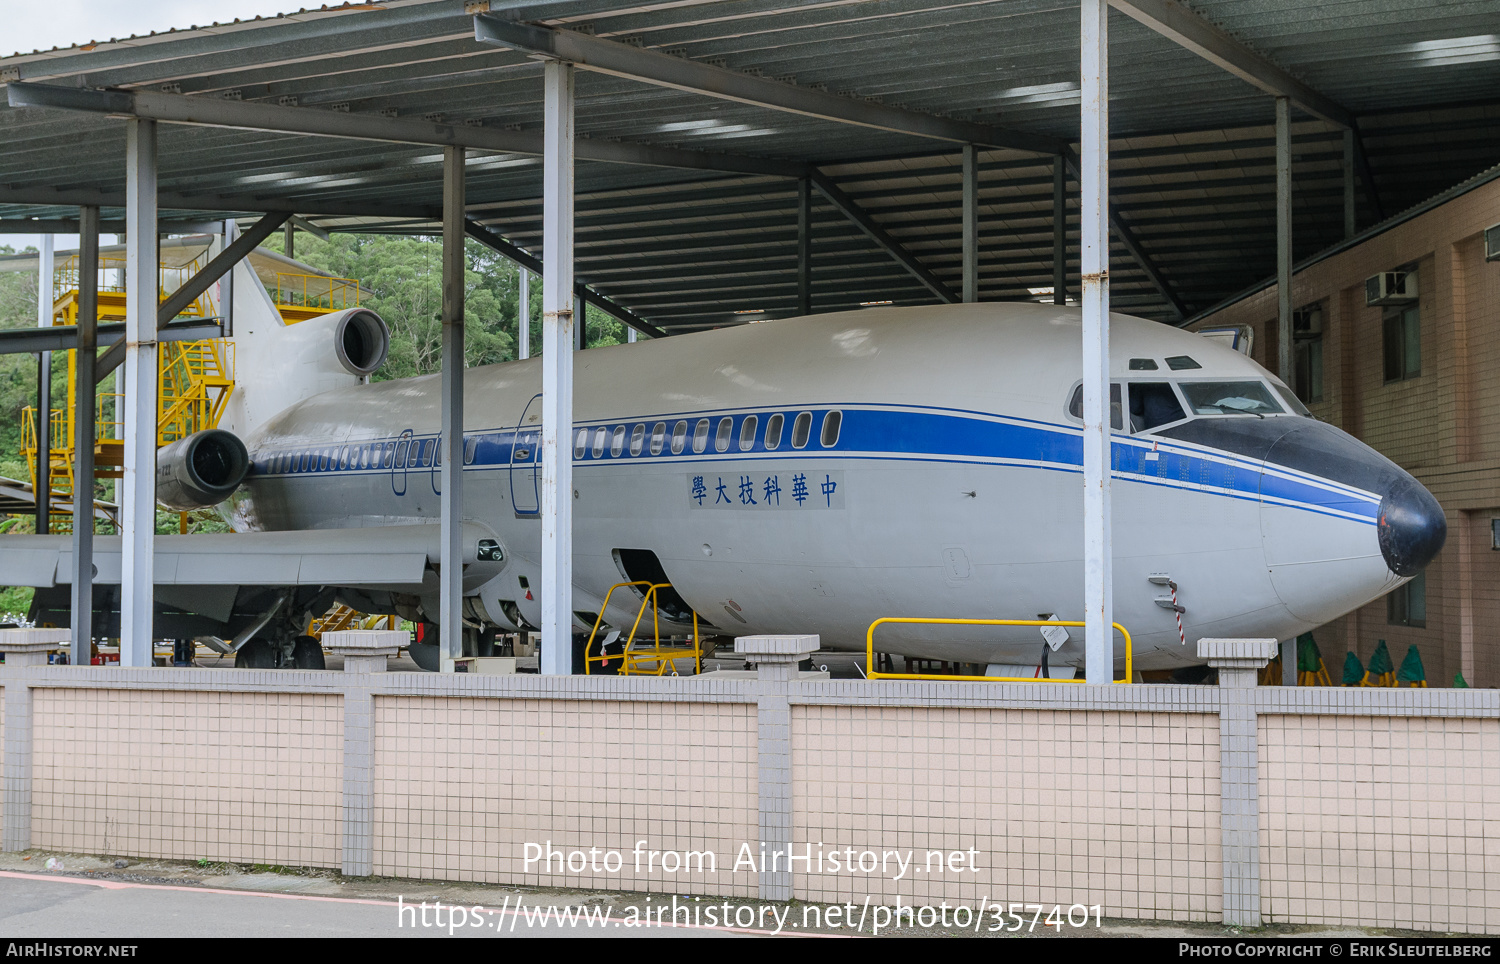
(290, 635, 326, 670)
(235, 638, 277, 668)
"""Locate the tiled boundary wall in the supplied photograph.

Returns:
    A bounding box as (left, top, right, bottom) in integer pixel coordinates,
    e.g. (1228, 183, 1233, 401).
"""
(2, 656, 1498, 933)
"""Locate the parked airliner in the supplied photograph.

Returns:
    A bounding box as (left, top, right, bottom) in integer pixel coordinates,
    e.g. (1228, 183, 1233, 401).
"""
(183, 300, 1443, 675)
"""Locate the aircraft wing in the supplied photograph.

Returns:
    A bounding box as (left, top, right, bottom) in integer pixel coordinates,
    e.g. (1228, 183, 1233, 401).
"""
(0, 526, 443, 590)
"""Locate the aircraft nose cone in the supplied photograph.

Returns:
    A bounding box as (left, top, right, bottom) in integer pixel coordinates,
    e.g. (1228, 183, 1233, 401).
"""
(1378, 476, 1446, 577)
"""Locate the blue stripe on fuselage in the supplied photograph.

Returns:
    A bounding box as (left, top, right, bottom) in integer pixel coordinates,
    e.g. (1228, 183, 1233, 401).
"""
(247, 406, 1380, 525)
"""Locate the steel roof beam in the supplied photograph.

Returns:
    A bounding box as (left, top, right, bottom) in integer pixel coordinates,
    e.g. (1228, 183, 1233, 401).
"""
(1107, 0, 1388, 221)
(472, 15, 1067, 156)
(464, 219, 666, 340)
(808, 170, 956, 305)
(6, 82, 808, 180)
(1107, 0, 1354, 128)
(1061, 149, 1187, 320)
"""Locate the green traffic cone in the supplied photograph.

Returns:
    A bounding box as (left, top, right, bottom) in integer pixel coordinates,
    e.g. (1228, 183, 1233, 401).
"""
(1397, 645, 1425, 684)
(1368, 639, 1394, 676)
(1455, 673, 1470, 689)
(1342, 651, 1365, 686)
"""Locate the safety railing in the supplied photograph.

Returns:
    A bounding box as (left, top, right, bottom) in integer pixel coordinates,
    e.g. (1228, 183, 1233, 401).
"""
(273, 272, 361, 312)
(865, 617, 1133, 684)
(583, 581, 704, 676)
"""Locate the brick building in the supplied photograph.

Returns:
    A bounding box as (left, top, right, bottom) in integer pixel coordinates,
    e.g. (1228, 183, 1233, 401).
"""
(1188, 168, 1500, 688)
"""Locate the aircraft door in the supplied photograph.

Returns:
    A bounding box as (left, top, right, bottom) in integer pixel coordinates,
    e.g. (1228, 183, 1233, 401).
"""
(510, 393, 541, 517)
(391, 428, 413, 497)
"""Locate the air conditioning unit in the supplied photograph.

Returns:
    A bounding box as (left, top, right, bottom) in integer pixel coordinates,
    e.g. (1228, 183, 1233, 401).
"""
(1365, 271, 1417, 306)
(1486, 223, 1500, 262)
(1292, 305, 1323, 339)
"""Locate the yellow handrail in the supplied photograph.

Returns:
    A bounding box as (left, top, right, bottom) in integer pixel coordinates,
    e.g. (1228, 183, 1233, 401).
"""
(865, 617, 1133, 684)
(584, 581, 703, 676)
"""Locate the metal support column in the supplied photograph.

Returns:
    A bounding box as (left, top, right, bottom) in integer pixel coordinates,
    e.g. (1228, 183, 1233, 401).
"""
(796, 177, 812, 316)
(220, 220, 236, 334)
(962, 144, 979, 303)
(121, 118, 158, 668)
(1342, 127, 1356, 241)
(439, 146, 466, 671)
(71, 206, 100, 666)
(1053, 157, 1067, 306)
(1080, 0, 1113, 685)
(283, 222, 294, 261)
(539, 60, 576, 676)
(517, 268, 530, 359)
(574, 283, 586, 351)
(34, 234, 53, 535)
(1276, 96, 1293, 386)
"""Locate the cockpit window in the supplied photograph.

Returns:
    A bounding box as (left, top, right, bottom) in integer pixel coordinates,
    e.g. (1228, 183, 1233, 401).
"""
(1129, 383, 1186, 432)
(1165, 355, 1202, 371)
(1067, 384, 1124, 431)
(1179, 381, 1285, 416)
(1270, 382, 1311, 416)
(1128, 358, 1158, 371)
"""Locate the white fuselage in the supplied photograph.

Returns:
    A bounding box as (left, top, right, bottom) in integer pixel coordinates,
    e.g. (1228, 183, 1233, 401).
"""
(232, 303, 1422, 672)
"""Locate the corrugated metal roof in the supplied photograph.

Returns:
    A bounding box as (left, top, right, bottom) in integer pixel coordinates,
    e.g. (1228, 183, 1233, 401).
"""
(0, 0, 1496, 329)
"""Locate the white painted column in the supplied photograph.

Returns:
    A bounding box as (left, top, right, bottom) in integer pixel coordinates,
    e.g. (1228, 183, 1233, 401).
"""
(539, 60, 576, 676)
(627, 326, 637, 344)
(121, 119, 158, 668)
(439, 145, 466, 671)
(517, 267, 530, 360)
(1080, 0, 1114, 685)
(70, 206, 100, 667)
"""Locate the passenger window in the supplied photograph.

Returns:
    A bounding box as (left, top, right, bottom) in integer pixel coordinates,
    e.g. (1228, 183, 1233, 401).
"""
(319, 451, 330, 471)
(692, 418, 710, 454)
(671, 420, 688, 455)
(764, 413, 784, 450)
(649, 422, 666, 456)
(592, 427, 608, 458)
(715, 416, 734, 453)
(791, 411, 813, 449)
(820, 411, 842, 448)
(574, 429, 588, 459)
(383, 442, 395, 469)
(423, 440, 435, 467)
(1128, 383, 1186, 432)
(629, 424, 645, 456)
(739, 415, 758, 452)
(463, 437, 477, 465)
(337, 446, 348, 470)
(1066, 385, 1124, 431)
(611, 426, 627, 458)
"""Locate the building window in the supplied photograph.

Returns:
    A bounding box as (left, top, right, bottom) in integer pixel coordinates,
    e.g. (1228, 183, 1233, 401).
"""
(1387, 570, 1426, 628)
(1383, 304, 1421, 382)
(1293, 304, 1324, 402)
(1491, 518, 1500, 550)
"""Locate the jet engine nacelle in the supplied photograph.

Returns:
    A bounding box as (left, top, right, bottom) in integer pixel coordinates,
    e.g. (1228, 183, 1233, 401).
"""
(156, 429, 251, 510)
